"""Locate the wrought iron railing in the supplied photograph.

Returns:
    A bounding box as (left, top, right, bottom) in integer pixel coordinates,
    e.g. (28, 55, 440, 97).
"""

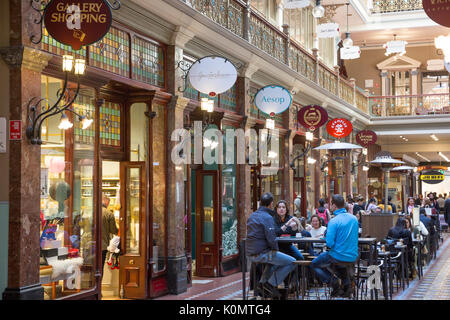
(369, 93, 450, 116)
(370, 0, 423, 14)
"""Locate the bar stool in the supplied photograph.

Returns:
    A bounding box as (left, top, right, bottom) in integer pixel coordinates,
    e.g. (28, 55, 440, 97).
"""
(294, 260, 312, 300)
(326, 261, 356, 299)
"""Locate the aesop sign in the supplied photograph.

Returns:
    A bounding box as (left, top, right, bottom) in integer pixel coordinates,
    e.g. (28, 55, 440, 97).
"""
(44, 0, 112, 50)
(420, 170, 445, 184)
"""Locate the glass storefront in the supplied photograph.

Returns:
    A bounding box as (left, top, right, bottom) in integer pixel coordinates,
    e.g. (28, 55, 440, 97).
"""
(40, 76, 96, 299)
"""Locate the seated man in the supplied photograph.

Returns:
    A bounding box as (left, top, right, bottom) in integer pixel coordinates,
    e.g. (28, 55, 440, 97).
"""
(311, 194, 359, 297)
(246, 192, 296, 298)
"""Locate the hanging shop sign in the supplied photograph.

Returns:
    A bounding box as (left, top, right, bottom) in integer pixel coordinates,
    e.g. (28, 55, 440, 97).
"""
(427, 59, 444, 71)
(422, 0, 450, 28)
(317, 23, 340, 38)
(383, 40, 407, 56)
(254, 85, 292, 116)
(420, 170, 445, 184)
(340, 46, 360, 60)
(297, 105, 328, 131)
(44, 0, 113, 50)
(326, 118, 353, 138)
(355, 130, 377, 147)
(283, 0, 310, 9)
(188, 56, 237, 97)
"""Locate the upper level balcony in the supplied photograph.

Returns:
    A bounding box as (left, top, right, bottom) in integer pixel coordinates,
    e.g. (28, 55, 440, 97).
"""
(369, 0, 423, 14)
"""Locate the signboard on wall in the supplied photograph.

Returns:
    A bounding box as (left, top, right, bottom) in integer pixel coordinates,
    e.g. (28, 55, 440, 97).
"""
(326, 118, 353, 138)
(44, 0, 113, 50)
(423, 0, 450, 28)
(254, 85, 292, 116)
(297, 105, 328, 131)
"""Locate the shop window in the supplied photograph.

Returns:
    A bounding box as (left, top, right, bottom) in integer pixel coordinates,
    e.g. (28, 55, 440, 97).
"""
(222, 125, 237, 257)
(151, 103, 167, 274)
(40, 76, 96, 300)
(89, 26, 130, 77)
(132, 36, 165, 88)
(100, 101, 121, 147)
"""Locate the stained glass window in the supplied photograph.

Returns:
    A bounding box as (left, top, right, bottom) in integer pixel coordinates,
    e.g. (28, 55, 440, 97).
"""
(89, 27, 130, 77)
(41, 27, 86, 59)
(73, 94, 95, 145)
(219, 85, 237, 112)
(100, 101, 121, 147)
(132, 36, 165, 87)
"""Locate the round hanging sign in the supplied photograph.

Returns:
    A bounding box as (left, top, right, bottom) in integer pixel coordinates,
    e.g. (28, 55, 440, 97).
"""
(422, 0, 450, 28)
(356, 130, 377, 147)
(297, 105, 328, 131)
(44, 0, 113, 50)
(254, 85, 292, 116)
(326, 118, 353, 138)
(188, 56, 237, 97)
(420, 170, 445, 184)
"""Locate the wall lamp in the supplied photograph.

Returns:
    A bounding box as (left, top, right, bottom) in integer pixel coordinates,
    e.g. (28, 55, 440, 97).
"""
(290, 132, 319, 170)
(26, 55, 88, 144)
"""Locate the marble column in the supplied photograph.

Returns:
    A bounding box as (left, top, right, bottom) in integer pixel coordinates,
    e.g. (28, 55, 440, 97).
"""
(1, 45, 51, 299)
(166, 95, 190, 294)
(236, 76, 252, 240)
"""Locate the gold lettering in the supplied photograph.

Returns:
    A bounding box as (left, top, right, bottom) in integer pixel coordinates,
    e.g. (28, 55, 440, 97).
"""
(94, 3, 103, 12)
(50, 12, 59, 22)
(56, 2, 65, 11)
(99, 14, 106, 23)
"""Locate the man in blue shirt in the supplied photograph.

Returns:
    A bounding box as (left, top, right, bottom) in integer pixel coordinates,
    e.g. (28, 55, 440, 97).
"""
(246, 192, 296, 299)
(311, 194, 359, 297)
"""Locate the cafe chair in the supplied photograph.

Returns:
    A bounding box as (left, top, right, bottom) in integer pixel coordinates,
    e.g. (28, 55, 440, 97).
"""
(356, 259, 383, 300)
(293, 260, 311, 300)
(325, 261, 356, 299)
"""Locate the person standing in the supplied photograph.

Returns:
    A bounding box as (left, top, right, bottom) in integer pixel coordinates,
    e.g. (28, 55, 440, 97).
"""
(437, 194, 445, 214)
(102, 194, 119, 272)
(311, 194, 359, 297)
(314, 198, 331, 226)
(445, 194, 450, 226)
(246, 192, 296, 298)
(352, 196, 365, 215)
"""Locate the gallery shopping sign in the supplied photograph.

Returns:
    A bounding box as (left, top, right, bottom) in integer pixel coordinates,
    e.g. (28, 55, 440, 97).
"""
(326, 118, 352, 138)
(254, 85, 292, 116)
(423, 0, 450, 28)
(420, 170, 445, 184)
(297, 105, 328, 131)
(44, 0, 113, 50)
(355, 130, 377, 147)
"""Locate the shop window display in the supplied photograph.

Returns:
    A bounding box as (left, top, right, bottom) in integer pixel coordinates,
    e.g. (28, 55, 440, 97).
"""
(39, 76, 96, 299)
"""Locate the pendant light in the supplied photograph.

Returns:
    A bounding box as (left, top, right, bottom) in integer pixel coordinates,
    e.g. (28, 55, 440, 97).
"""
(342, 3, 353, 48)
(312, 0, 325, 18)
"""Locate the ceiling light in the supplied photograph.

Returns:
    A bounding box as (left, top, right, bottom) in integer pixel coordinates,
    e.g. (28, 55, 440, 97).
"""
(343, 32, 353, 48)
(312, 0, 325, 18)
(415, 152, 431, 162)
(438, 152, 449, 162)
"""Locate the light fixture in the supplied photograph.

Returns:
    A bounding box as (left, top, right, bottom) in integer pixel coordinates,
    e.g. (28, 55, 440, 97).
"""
(362, 148, 368, 156)
(430, 134, 439, 141)
(58, 113, 73, 130)
(413, 167, 418, 173)
(305, 131, 314, 142)
(307, 157, 317, 164)
(265, 118, 275, 130)
(342, 4, 352, 48)
(438, 152, 449, 162)
(415, 152, 431, 162)
(435, 34, 450, 63)
(268, 151, 278, 159)
(312, 0, 325, 18)
(26, 55, 86, 144)
(362, 165, 369, 171)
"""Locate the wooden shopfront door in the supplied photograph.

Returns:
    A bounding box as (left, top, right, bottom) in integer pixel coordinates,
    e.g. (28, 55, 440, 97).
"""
(119, 161, 147, 299)
(195, 170, 220, 277)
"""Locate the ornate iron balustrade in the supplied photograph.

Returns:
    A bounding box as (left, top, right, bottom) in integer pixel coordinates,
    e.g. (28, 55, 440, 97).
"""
(369, 93, 450, 116)
(319, 64, 338, 95)
(370, 0, 423, 14)
(339, 79, 355, 106)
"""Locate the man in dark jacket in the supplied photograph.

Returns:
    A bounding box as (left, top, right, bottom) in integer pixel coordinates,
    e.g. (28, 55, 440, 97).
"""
(444, 196, 450, 225)
(246, 192, 296, 298)
(352, 196, 365, 215)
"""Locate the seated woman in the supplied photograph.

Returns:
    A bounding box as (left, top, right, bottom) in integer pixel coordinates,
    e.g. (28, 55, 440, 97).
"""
(387, 217, 413, 254)
(273, 200, 304, 261)
(306, 215, 327, 256)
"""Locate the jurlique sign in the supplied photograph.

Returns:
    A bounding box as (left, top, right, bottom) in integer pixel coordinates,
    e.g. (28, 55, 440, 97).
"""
(44, 0, 112, 50)
(356, 130, 377, 147)
(254, 85, 292, 116)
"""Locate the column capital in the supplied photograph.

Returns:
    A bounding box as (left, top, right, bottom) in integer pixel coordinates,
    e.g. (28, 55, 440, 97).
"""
(168, 95, 190, 112)
(0, 46, 51, 72)
(170, 26, 195, 49)
(239, 62, 259, 78)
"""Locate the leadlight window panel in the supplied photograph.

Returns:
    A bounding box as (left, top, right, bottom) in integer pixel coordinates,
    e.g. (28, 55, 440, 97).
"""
(100, 101, 121, 147)
(219, 84, 237, 112)
(41, 27, 86, 59)
(132, 36, 165, 87)
(73, 93, 95, 145)
(89, 26, 130, 77)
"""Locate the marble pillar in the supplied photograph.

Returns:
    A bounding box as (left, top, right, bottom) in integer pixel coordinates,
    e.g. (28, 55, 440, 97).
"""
(1, 45, 51, 299)
(166, 95, 189, 294)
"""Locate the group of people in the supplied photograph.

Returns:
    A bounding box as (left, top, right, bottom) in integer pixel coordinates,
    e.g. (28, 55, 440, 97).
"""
(246, 193, 359, 299)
